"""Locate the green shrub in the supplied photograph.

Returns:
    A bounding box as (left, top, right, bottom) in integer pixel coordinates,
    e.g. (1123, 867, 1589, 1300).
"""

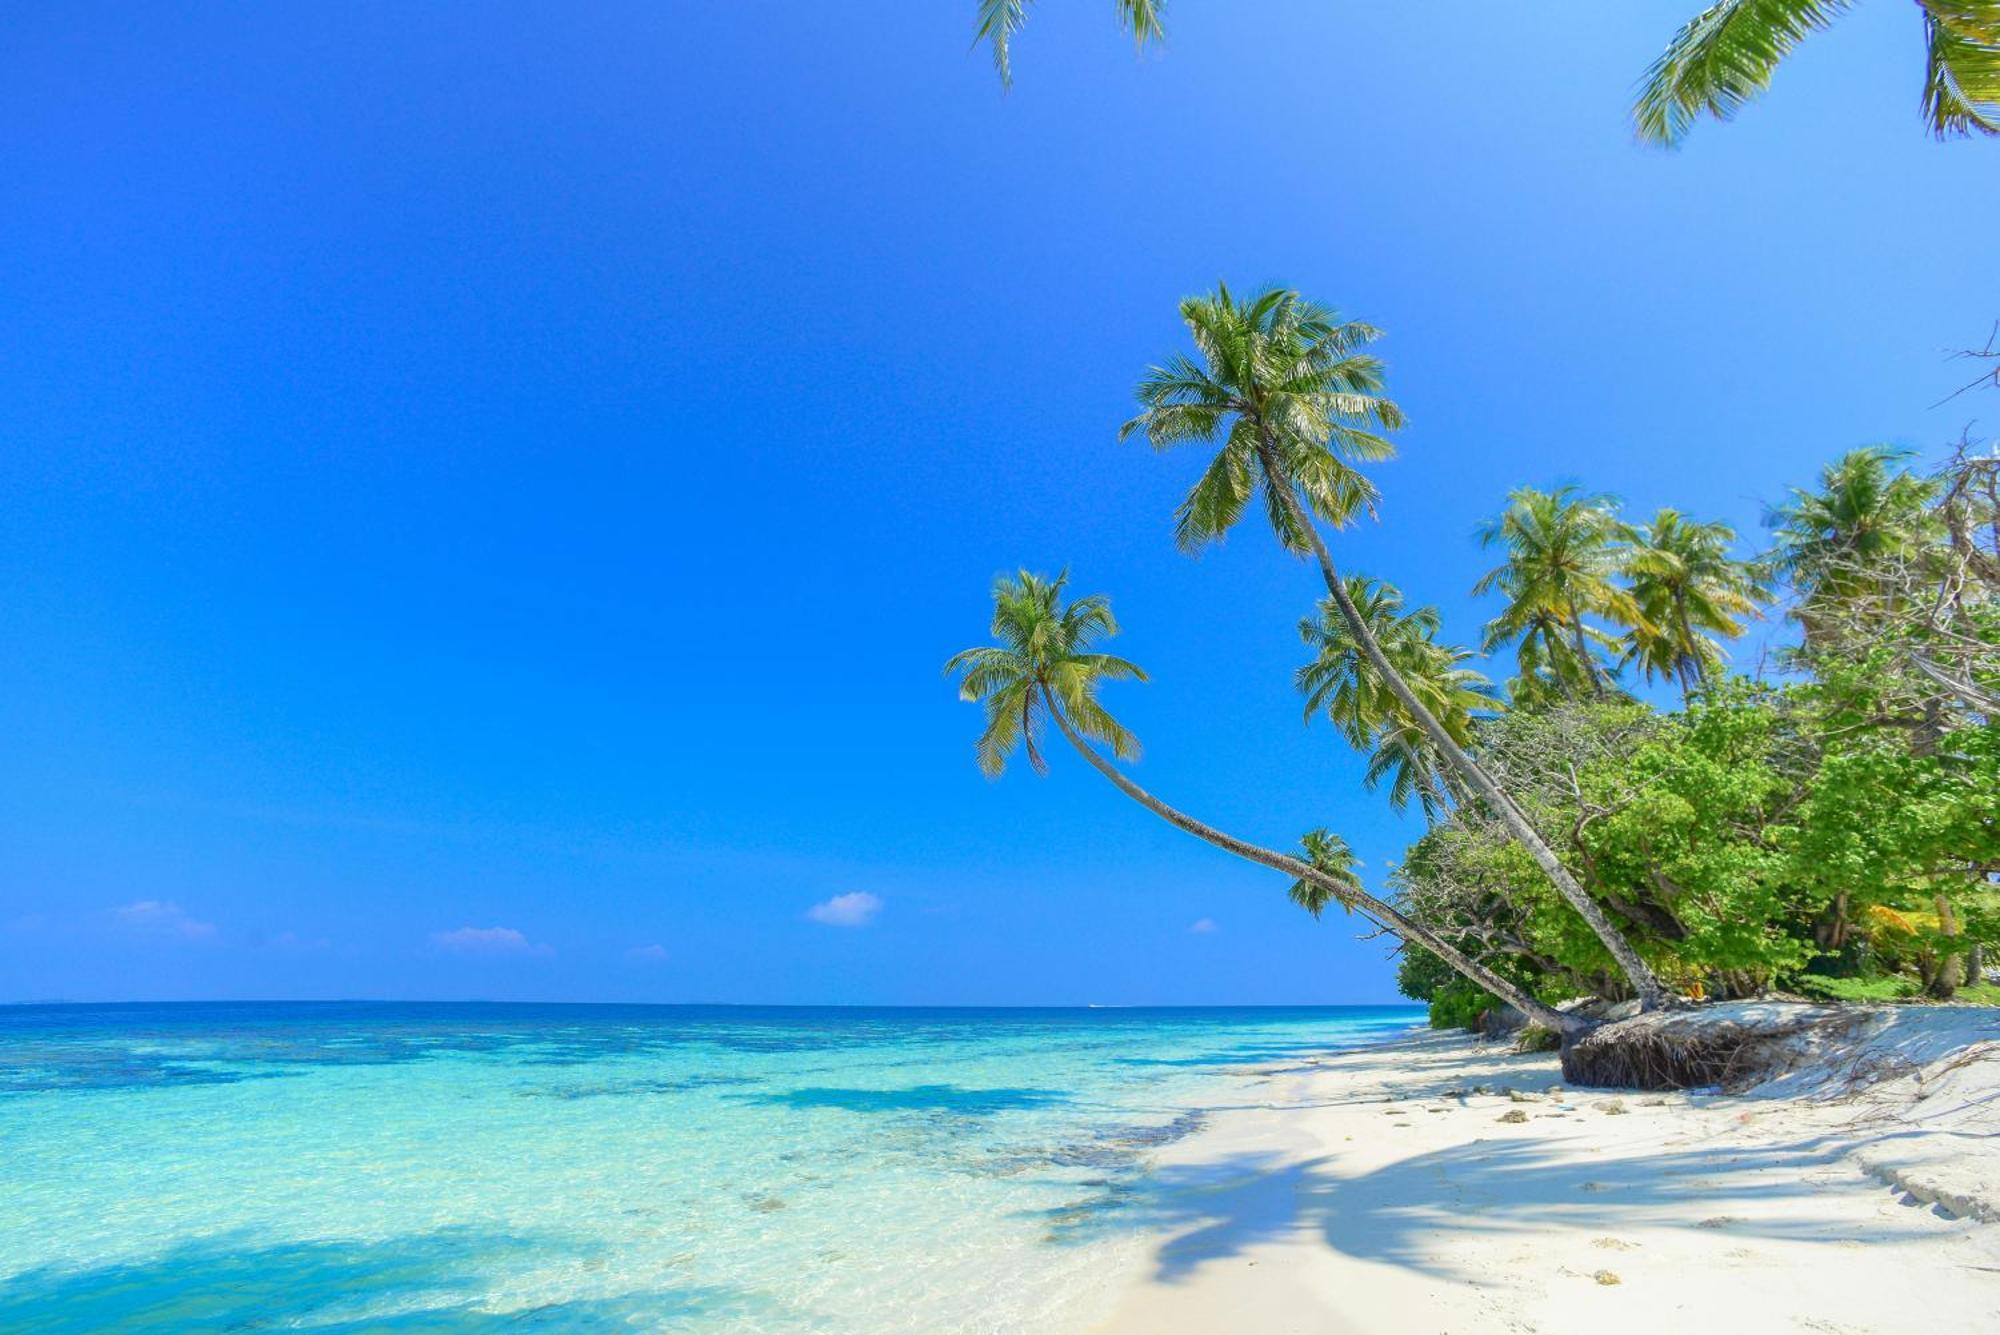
(1515, 1024, 1560, 1053)
(1428, 980, 1496, 1031)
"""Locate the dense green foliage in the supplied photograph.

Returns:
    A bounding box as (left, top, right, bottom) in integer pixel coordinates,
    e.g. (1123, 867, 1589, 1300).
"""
(1386, 445, 2000, 1008)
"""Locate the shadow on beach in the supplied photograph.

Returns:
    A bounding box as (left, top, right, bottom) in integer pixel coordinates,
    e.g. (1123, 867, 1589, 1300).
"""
(1037, 1035, 1976, 1285)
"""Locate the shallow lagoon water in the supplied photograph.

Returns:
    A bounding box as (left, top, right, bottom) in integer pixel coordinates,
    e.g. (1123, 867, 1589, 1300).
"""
(0, 1002, 1418, 1332)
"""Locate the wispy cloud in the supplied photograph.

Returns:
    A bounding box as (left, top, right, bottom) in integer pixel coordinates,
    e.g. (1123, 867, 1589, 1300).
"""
(807, 892, 883, 927)
(430, 925, 553, 957)
(1188, 917, 1218, 934)
(113, 900, 217, 940)
(626, 943, 669, 962)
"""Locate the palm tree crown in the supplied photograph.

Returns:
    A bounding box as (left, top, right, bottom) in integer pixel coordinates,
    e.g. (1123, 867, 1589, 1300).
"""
(1120, 284, 1404, 554)
(1634, 0, 2000, 145)
(943, 570, 1147, 777)
(1475, 486, 1645, 701)
(1297, 577, 1499, 819)
(1287, 829, 1364, 918)
(1621, 508, 1768, 696)
(1767, 446, 1941, 625)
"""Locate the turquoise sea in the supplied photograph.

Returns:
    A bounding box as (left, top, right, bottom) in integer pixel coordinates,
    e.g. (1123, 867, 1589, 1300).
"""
(0, 1002, 1418, 1332)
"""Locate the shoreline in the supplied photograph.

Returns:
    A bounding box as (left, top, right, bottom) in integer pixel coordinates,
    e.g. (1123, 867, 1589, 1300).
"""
(1093, 1010, 2000, 1333)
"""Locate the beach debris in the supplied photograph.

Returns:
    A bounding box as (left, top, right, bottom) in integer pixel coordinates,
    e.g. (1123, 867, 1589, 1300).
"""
(1498, 1108, 1530, 1123)
(1508, 1089, 1539, 1103)
(1596, 1099, 1629, 1115)
(1591, 1237, 1638, 1250)
(1545, 1084, 1564, 1096)
(1593, 1269, 1622, 1286)
(1580, 1181, 1610, 1192)
(1695, 1216, 1741, 1229)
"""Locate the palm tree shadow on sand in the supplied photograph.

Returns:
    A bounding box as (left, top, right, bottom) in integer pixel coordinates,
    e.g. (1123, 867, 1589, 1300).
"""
(1027, 1044, 1978, 1286)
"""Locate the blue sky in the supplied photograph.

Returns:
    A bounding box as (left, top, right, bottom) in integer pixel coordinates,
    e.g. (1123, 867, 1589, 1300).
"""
(2, 3, 1995, 1005)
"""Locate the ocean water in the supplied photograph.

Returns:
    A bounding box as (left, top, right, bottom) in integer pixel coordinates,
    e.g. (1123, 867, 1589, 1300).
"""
(0, 1002, 1418, 1333)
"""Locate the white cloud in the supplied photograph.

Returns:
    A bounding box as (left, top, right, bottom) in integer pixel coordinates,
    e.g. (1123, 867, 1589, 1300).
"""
(626, 943, 669, 962)
(113, 900, 217, 940)
(430, 925, 553, 957)
(1189, 918, 1219, 934)
(807, 892, 883, 927)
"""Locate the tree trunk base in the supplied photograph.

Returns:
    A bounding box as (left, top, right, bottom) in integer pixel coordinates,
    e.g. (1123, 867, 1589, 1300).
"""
(1559, 1003, 1869, 1091)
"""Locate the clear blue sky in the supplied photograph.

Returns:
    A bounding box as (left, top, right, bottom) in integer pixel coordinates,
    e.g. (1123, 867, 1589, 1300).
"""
(3, 3, 1994, 1004)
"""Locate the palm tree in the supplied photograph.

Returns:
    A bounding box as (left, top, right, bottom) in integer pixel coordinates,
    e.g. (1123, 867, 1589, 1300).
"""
(1621, 509, 1769, 699)
(1767, 446, 1941, 639)
(945, 570, 1590, 1036)
(973, 0, 1165, 87)
(1287, 829, 1364, 918)
(1474, 486, 1645, 702)
(1297, 577, 1498, 821)
(1635, 1, 2000, 145)
(1123, 285, 1674, 1011)
(942, 568, 1146, 776)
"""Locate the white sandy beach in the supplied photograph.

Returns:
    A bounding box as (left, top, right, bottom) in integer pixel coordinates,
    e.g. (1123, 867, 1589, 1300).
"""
(1096, 1008, 2000, 1334)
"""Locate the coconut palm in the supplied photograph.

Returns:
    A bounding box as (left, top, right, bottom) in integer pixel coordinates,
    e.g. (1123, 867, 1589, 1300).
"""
(1297, 577, 1498, 821)
(1475, 486, 1645, 702)
(1287, 829, 1364, 918)
(1635, 1, 2000, 145)
(1621, 509, 1769, 699)
(941, 568, 1145, 777)
(946, 571, 1589, 1036)
(1767, 446, 1941, 637)
(1121, 285, 1400, 554)
(1123, 285, 1674, 1012)
(973, 0, 1165, 87)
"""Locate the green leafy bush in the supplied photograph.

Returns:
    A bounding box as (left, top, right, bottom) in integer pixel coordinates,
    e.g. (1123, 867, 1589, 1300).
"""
(1427, 980, 1497, 1031)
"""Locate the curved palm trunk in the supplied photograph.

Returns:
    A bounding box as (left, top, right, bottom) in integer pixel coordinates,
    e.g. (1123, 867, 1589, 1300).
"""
(1047, 701, 1590, 1038)
(1254, 438, 1672, 1012)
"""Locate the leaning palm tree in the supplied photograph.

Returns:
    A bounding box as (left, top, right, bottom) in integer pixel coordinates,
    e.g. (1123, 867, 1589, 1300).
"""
(1621, 508, 1769, 699)
(946, 570, 1590, 1036)
(1123, 285, 1673, 1011)
(1297, 577, 1498, 821)
(973, 0, 1165, 87)
(1635, 1, 2000, 145)
(1474, 486, 1645, 702)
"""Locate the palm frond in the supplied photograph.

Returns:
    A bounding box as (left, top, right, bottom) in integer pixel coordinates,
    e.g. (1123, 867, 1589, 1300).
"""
(973, 0, 1031, 89)
(1172, 439, 1254, 552)
(1923, 4, 2000, 137)
(1634, 0, 1851, 146)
